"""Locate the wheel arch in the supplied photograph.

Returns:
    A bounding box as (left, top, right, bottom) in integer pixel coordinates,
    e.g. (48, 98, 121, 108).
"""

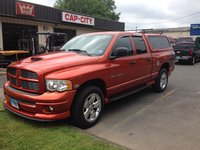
(76, 79, 106, 96)
(160, 62, 170, 73)
(71, 79, 106, 109)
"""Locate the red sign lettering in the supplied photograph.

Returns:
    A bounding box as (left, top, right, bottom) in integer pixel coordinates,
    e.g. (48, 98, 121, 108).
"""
(62, 12, 95, 26)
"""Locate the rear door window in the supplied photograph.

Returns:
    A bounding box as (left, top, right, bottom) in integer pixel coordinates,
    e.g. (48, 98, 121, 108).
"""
(132, 36, 147, 54)
(147, 36, 171, 50)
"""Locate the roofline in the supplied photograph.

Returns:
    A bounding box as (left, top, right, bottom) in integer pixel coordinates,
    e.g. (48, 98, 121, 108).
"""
(0, 0, 125, 31)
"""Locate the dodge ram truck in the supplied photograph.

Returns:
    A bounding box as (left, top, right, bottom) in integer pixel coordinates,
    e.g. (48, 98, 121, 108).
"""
(3, 32, 175, 128)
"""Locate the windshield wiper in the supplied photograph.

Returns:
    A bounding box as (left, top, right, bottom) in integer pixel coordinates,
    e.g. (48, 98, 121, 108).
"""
(68, 49, 92, 56)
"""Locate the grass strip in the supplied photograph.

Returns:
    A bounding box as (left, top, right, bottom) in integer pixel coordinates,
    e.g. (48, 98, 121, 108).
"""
(0, 102, 123, 150)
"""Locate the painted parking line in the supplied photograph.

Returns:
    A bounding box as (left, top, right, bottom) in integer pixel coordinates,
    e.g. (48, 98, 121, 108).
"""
(101, 88, 178, 134)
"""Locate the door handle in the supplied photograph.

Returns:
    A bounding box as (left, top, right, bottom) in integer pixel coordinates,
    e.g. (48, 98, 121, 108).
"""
(130, 60, 136, 64)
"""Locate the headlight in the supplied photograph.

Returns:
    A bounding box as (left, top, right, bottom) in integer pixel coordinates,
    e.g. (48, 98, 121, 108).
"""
(46, 80, 72, 92)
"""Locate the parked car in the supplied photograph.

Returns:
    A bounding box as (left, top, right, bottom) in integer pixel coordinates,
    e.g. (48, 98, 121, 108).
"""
(174, 42, 200, 65)
(3, 32, 175, 128)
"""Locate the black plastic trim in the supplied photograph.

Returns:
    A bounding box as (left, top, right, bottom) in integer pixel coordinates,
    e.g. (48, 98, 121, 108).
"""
(110, 85, 148, 102)
(3, 103, 56, 122)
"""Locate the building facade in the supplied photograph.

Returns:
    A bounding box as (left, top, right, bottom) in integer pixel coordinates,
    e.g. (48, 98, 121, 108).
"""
(0, 0, 124, 52)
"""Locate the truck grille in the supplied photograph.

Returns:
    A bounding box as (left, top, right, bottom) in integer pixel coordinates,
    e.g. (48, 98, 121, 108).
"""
(7, 67, 40, 93)
(8, 76, 17, 86)
(21, 81, 39, 91)
(21, 70, 38, 79)
(7, 68, 16, 76)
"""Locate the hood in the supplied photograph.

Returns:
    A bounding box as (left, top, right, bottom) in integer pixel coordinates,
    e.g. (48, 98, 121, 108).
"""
(11, 51, 99, 74)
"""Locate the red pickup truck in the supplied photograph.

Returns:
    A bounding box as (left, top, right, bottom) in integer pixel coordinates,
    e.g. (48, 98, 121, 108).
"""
(3, 32, 175, 128)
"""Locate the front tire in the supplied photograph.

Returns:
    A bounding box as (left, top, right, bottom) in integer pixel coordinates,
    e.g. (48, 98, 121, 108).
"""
(153, 68, 168, 92)
(71, 86, 104, 129)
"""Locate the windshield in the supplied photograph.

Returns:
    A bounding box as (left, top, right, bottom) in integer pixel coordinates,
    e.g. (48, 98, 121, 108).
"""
(177, 37, 194, 43)
(61, 34, 113, 56)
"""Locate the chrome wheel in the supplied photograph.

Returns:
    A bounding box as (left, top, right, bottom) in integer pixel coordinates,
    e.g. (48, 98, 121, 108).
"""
(192, 57, 195, 64)
(160, 72, 167, 90)
(83, 93, 102, 122)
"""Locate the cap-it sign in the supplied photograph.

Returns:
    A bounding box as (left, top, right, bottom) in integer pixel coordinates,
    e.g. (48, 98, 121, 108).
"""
(16, 2, 35, 17)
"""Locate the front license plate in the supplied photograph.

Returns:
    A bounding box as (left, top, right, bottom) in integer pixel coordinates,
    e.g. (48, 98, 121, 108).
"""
(10, 98, 19, 109)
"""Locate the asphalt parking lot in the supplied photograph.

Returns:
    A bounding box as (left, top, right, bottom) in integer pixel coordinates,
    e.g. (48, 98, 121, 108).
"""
(1, 62, 200, 150)
(86, 62, 200, 150)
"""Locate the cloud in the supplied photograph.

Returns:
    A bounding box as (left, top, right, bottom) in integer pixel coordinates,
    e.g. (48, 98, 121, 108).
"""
(115, 0, 200, 30)
(21, 0, 55, 7)
(22, 0, 200, 30)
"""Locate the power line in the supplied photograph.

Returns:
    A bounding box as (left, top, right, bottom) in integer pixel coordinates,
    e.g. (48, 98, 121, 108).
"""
(125, 10, 200, 26)
(151, 10, 200, 24)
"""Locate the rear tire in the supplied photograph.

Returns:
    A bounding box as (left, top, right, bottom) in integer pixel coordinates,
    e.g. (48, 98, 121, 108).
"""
(71, 86, 104, 129)
(153, 68, 168, 92)
(190, 57, 195, 65)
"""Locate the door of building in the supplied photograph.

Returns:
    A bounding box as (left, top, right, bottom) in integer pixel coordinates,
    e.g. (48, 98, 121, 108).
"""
(54, 28, 76, 46)
(2, 23, 38, 55)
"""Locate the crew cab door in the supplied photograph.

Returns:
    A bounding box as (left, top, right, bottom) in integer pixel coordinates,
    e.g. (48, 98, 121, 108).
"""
(130, 36, 152, 84)
(107, 35, 151, 96)
(107, 35, 145, 96)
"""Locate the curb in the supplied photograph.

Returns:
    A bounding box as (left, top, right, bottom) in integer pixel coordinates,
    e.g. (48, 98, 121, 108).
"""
(73, 126, 130, 150)
(0, 68, 6, 75)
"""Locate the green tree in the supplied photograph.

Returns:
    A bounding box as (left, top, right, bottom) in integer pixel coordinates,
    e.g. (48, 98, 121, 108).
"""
(54, 0, 120, 21)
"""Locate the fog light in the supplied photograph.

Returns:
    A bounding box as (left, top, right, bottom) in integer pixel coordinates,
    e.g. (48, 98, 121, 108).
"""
(43, 106, 54, 114)
(49, 106, 54, 111)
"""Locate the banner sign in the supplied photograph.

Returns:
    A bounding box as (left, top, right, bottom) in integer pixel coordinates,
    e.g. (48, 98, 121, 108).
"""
(62, 12, 95, 26)
(190, 24, 200, 35)
(16, 2, 35, 17)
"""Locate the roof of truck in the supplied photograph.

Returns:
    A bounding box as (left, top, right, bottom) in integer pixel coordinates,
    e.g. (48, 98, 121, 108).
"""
(82, 31, 167, 37)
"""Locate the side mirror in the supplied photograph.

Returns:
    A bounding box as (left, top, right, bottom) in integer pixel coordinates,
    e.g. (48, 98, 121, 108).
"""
(116, 47, 128, 57)
(110, 47, 128, 59)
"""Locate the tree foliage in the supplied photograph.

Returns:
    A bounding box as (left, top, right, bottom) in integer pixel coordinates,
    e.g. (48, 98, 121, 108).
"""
(54, 0, 120, 21)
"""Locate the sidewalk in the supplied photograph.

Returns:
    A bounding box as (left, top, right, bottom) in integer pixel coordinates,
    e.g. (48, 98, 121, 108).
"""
(0, 88, 4, 101)
(0, 68, 6, 101)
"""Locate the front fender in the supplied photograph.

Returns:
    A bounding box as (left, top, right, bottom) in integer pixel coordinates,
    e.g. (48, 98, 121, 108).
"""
(45, 64, 109, 90)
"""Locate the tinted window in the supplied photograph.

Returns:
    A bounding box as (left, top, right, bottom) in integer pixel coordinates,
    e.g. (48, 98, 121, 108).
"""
(148, 36, 171, 50)
(112, 36, 133, 56)
(132, 36, 147, 54)
(174, 43, 194, 50)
